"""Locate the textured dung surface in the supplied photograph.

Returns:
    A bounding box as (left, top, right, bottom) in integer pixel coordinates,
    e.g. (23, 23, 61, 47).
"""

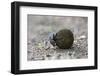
(27, 15, 88, 61)
(55, 29, 74, 49)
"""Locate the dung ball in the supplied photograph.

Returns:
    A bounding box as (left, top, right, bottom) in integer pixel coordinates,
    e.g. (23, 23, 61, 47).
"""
(55, 29, 74, 49)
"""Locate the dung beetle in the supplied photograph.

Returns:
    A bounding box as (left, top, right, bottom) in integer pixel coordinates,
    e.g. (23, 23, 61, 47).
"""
(49, 29, 74, 49)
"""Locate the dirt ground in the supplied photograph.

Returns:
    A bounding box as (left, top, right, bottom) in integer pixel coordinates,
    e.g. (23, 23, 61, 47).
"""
(27, 15, 88, 61)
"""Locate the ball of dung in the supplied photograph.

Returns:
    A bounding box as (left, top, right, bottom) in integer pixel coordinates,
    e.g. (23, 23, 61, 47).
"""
(55, 29, 74, 49)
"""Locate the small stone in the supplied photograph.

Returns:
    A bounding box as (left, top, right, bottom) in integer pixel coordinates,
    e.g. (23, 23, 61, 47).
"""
(46, 54, 52, 57)
(77, 35, 86, 40)
(56, 54, 62, 59)
(68, 52, 72, 56)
